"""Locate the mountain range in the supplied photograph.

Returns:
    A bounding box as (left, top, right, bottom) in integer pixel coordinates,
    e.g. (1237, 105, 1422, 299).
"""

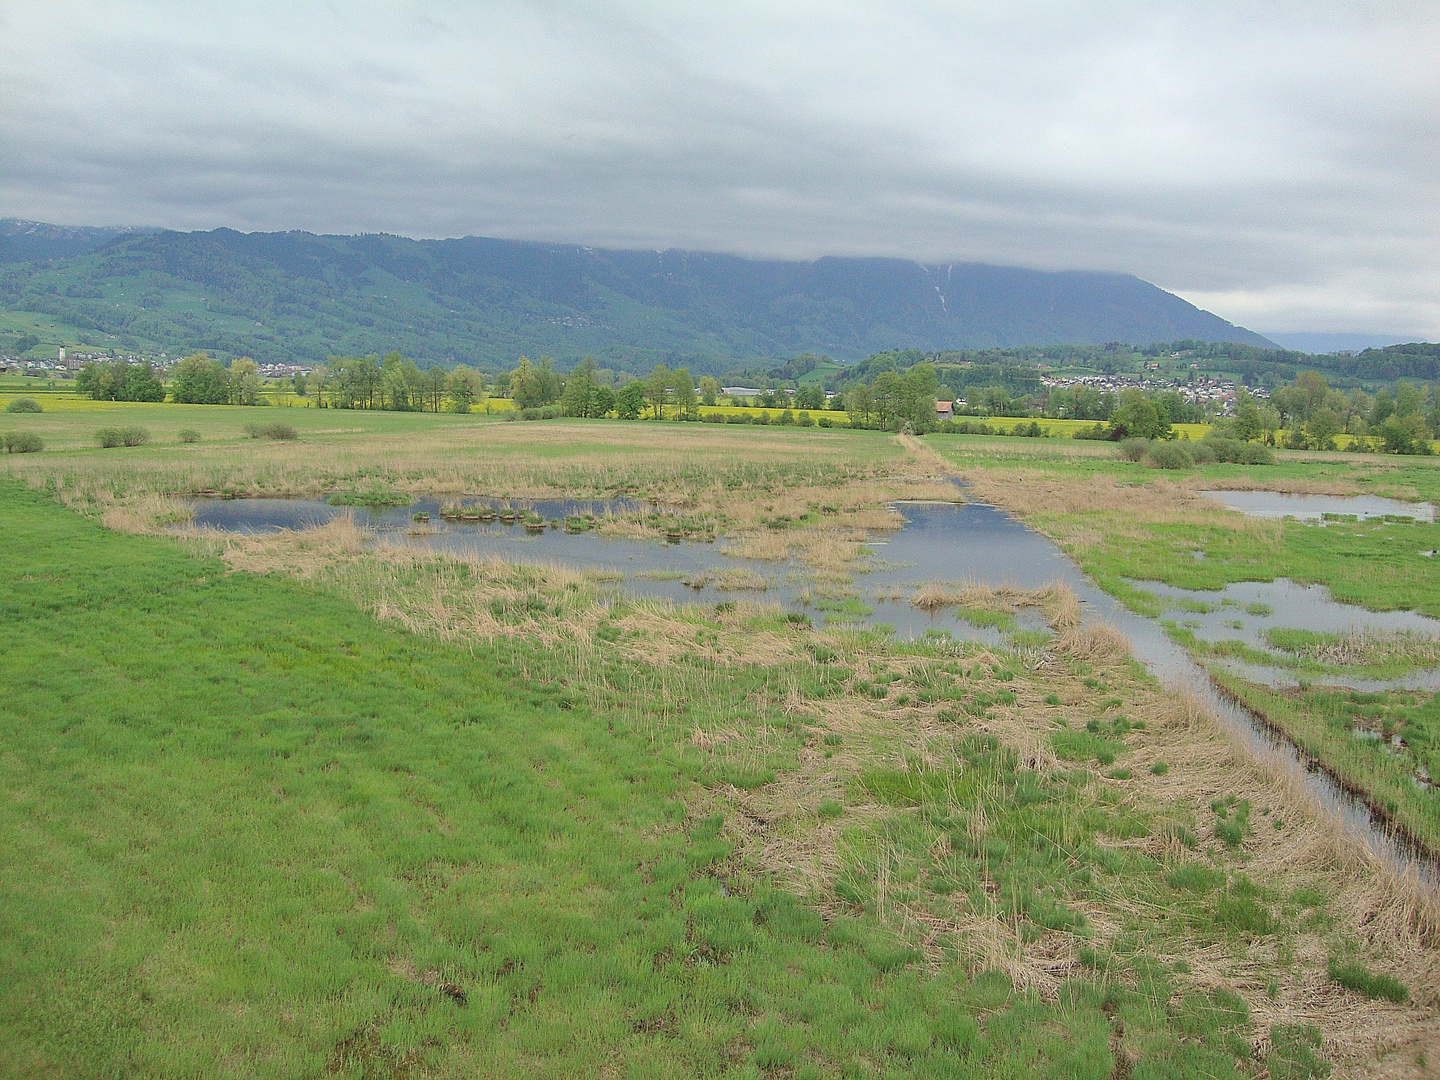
(0, 219, 1275, 371)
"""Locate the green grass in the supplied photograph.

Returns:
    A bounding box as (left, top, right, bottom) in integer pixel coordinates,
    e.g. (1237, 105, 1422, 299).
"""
(1327, 958, 1410, 1003)
(2, 480, 1340, 1077)
(1267, 1023, 1331, 1079)
(929, 432, 1440, 503)
(1258, 627, 1440, 678)
(951, 606, 1017, 631)
(1100, 516, 1440, 619)
(1209, 672, 1440, 851)
(1049, 729, 1125, 767)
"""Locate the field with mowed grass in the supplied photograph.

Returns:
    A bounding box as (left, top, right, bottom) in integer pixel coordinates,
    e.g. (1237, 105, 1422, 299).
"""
(2, 418, 1440, 1077)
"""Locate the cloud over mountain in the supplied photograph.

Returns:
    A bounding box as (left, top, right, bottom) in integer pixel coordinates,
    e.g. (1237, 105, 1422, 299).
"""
(1, 3, 1437, 338)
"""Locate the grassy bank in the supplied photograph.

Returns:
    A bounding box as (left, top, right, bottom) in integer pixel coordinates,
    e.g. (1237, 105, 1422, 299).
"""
(3, 424, 1439, 1074)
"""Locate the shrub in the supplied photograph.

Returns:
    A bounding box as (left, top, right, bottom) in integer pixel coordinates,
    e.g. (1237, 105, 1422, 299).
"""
(1328, 958, 1408, 1003)
(178, 428, 202, 443)
(96, 426, 151, 448)
(1144, 442, 1195, 470)
(5, 397, 42, 413)
(817, 415, 833, 427)
(1202, 436, 1274, 464)
(243, 421, 298, 440)
(1116, 437, 1152, 461)
(3, 431, 43, 453)
(796, 410, 814, 427)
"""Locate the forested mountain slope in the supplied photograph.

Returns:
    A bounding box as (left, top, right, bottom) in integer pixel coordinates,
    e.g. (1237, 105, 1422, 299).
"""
(0, 219, 148, 263)
(0, 222, 1274, 370)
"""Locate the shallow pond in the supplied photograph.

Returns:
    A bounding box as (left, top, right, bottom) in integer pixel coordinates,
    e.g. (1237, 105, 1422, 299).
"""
(191, 493, 1437, 879)
(1133, 577, 1440, 692)
(192, 496, 1052, 645)
(1200, 489, 1435, 522)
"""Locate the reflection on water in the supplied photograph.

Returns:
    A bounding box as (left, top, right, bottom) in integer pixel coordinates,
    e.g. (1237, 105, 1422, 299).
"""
(190, 493, 1437, 879)
(1201, 489, 1436, 522)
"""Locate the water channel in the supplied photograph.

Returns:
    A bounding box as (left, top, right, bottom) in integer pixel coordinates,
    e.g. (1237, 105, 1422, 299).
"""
(191, 493, 1439, 881)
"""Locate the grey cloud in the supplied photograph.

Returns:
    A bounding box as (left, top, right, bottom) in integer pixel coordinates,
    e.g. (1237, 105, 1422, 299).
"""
(1, 1, 1437, 336)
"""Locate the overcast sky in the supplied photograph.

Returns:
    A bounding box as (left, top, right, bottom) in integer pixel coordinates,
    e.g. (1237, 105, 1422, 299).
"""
(2, 2, 1437, 338)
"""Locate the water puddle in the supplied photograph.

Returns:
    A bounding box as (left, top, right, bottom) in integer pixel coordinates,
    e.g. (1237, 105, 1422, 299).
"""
(190, 493, 1438, 880)
(1201, 489, 1435, 522)
(1133, 577, 1440, 692)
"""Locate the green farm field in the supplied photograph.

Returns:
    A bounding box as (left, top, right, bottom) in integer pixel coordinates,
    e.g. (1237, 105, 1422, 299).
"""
(2, 406, 1439, 1077)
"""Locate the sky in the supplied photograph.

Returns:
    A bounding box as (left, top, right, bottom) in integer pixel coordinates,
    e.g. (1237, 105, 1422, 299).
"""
(2, 1, 1437, 340)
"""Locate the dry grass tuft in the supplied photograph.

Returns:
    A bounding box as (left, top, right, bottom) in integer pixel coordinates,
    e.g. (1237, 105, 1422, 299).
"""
(681, 568, 769, 592)
(910, 580, 1077, 627)
(1054, 620, 1130, 661)
(99, 493, 195, 533)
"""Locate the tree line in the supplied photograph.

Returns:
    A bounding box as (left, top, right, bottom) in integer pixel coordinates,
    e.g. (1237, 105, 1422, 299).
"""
(75, 351, 736, 422)
(1262, 371, 1437, 454)
(71, 349, 1440, 454)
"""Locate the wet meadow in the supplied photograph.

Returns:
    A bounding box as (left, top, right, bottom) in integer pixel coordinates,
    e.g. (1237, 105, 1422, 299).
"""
(928, 432, 1440, 882)
(2, 404, 1438, 1077)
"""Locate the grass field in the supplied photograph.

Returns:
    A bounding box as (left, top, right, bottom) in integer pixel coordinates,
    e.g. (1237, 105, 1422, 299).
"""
(2, 408, 1439, 1076)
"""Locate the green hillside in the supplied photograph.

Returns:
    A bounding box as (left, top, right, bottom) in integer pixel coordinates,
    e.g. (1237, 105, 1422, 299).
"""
(0, 223, 1275, 373)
